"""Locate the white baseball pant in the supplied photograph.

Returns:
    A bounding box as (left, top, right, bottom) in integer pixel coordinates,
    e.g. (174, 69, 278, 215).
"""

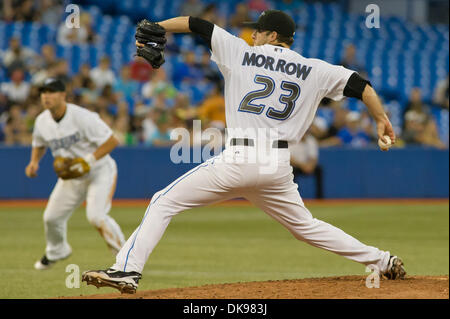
(113, 144, 390, 274)
(43, 157, 125, 260)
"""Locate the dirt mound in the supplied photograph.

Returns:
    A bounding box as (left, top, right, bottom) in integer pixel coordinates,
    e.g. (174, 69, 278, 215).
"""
(64, 275, 448, 299)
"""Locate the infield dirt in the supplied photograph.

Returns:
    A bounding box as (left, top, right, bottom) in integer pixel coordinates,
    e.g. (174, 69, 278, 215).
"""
(61, 275, 448, 299)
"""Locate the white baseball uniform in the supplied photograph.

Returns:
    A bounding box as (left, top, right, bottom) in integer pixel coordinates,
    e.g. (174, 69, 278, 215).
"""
(290, 134, 319, 166)
(112, 26, 390, 274)
(32, 103, 125, 260)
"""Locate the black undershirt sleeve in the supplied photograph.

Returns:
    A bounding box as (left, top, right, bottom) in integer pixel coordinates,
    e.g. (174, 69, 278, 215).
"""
(343, 72, 372, 100)
(188, 16, 214, 49)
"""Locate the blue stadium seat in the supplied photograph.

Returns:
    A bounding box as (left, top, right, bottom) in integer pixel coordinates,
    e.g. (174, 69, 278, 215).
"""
(0, 67, 5, 83)
(431, 107, 450, 145)
(315, 107, 334, 127)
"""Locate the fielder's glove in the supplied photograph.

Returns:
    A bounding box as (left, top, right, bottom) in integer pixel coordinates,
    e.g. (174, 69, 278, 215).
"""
(53, 156, 90, 180)
(135, 19, 166, 69)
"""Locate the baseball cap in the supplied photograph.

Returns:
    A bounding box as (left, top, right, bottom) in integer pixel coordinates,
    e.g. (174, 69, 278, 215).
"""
(242, 10, 296, 38)
(39, 78, 66, 93)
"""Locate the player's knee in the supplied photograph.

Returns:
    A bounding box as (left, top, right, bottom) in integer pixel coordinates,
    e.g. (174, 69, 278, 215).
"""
(148, 190, 168, 209)
(86, 214, 104, 227)
(151, 197, 180, 217)
(150, 189, 165, 203)
(43, 211, 62, 226)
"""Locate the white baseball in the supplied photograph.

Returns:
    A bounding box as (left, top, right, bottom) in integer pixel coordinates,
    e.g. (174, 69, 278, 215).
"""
(378, 135, 392, 150)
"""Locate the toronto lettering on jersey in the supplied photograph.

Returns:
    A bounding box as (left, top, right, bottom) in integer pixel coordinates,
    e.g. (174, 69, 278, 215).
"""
(242, 52, 312, 80)
(49, 132, 81, 151)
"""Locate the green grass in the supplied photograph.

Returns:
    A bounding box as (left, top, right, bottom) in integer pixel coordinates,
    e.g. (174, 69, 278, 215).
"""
(0, 203, 448, 298)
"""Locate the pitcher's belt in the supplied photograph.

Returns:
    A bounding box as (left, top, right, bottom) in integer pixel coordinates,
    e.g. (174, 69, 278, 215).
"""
(230, 138, 288, 149)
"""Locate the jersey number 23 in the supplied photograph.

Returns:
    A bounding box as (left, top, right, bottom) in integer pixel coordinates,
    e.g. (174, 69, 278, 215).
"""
(238, 74, 301, 121)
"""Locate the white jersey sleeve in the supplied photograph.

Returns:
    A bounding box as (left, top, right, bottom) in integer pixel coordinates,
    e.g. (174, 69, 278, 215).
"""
(31, 116, 47, 148)
(316, 60, 355, 101)
(78, 111, 113, 147)
(210, 25, 250, 71)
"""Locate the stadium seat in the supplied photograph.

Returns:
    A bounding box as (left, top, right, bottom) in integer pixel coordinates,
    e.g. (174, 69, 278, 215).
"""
(0, 1, 447, 136)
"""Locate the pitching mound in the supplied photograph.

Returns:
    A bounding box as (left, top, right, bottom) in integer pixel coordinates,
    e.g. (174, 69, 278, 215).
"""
(66, 275, 448, 299)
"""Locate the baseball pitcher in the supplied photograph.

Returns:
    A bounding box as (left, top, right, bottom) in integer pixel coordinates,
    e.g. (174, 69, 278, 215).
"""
(26, 78, 126, 270)
(83, 11, 405, 293)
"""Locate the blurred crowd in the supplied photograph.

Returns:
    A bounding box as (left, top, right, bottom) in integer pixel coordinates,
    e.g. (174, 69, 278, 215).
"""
(308, 86, 448, 150)
(0, 0, 449, 149)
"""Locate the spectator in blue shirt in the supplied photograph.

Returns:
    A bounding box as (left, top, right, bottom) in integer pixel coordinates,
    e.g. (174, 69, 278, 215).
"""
(114, 65, 139, 102)
(337, 112, 373, 147)
(145, 110, 173, 146)
(172, 51, 204, 86)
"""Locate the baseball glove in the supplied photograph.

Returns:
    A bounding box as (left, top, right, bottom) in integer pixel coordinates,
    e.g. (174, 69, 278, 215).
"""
(135, 19, 166, 69)
(53, 156, 90, 180)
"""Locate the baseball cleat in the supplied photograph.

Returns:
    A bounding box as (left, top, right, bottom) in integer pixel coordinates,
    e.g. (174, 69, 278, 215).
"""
(34, 255, 56, 270)
(34, 253, 71, 270)
(382, 255, 406, 280)
(82, 269, 142, 294)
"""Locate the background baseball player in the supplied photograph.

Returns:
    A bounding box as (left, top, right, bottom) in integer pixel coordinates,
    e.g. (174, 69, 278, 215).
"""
(25, 78, 126, 270)
(82, 10, 406, 293)
(290, 130, 323, 199)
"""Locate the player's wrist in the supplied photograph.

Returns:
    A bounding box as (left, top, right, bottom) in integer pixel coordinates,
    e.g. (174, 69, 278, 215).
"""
(373, 114, 388, 125)
(83, 153, 96, 166)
